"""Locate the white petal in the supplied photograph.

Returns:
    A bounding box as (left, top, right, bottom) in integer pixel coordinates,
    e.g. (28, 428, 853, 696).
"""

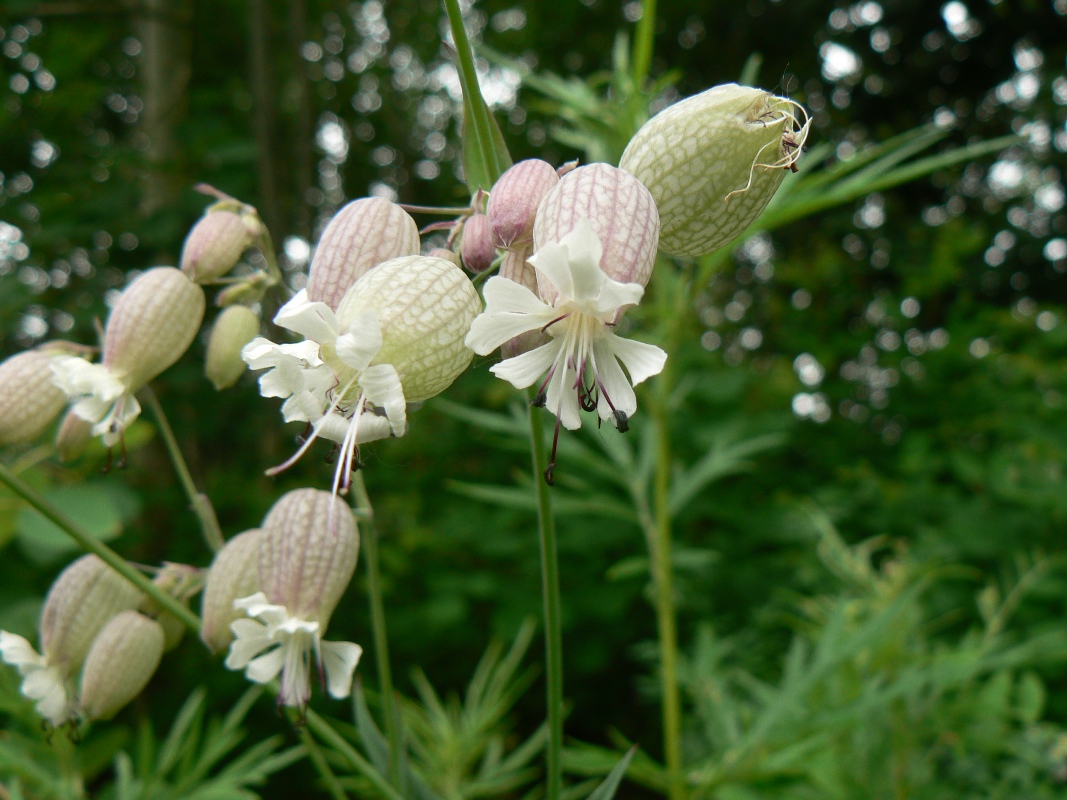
(50, 356, 125, 402)
(225, 618, 273, 670)
(313, 410, 353, 443)
(592, 338, 637, 423)
(334, 309, 383, 372)
(351, 411, 394, 445)
(0, 631, 46, 671)
(544, 358, 582, 431)
(359, 364, 407, 438)
(527, 241, 575, 301)
(556, 219, 605, 302)
(244, 645, 287, 685)
(21, 665, 73, 726)
(591, 280, 644, 319)
(273, 290, 341, 344)
(319, 639, 363, 699)
(603, 333, 667, 386)
(93, 393, 140, 446)
(465, 277, 557, 355)
(490, 340, 562, 390)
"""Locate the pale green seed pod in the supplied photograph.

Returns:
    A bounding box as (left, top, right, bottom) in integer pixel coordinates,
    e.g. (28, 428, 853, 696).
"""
(258, 489, 358, 629)
(103, 267, 206, 391)
(461, 213, 495, 273)
(180, 209, 261, 283)
(205, 305, 261, 390)
(200, 528, 264, 653)
(532, 162, 660, 305)
(619, 83, 811, 257)
(335, 255, 481, 402)
(0, 349, 68, 445)
(54, 408, 92, 462)
(40, 555, 143, 676)
(79, 611, 164, 721)
(308, 197, 421, 310)
(487, 159, 559, 248)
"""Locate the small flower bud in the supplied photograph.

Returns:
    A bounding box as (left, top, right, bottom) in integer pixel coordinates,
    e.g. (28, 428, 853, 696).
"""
(0, 349, 68, 445)
(619, 84, 811, 257)
(461, 213, 495, 273)
(180, 208, 261, 283)
(103, 267, 206, 391)
(200, 528, 264, 653)
(205, 305, 261, 390)
(334, 255, 481, 402)
(428, 247, 462, 267)
(258, 489, 358, 628)
(308, 197, 421, 310)
(498, 246, 549, 359)
(79, 611, 164, 720)
(487, 159, 560, 248)
(55, 409, 92, 461)
(533, 163, 660, 303)
(40, 554, 144, 674)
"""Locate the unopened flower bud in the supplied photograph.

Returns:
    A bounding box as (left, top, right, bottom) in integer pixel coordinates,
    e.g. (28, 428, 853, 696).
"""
(200, 528, 263, 653)
(619, 84, 811, 257)
(104, 267, 206, 391)
(0, 554, 142, 726)
(55, 409, 92, 461)
(139, 563, 199, 652)
(487, 159, 560, 248)
(461, 213, 495, 273)
(533, 163, 659, 305)
(335, 255, 481, 402)
(428, 247, 462, 267)
(258, 489, 358, 628)
(308, 197, 421, 310)
(0, 349, 68, 445)
(180, 208, 261, 283)
(79, 611, 164, 721)
(205, 305, 260, 390)
(498, 246, 549, 359)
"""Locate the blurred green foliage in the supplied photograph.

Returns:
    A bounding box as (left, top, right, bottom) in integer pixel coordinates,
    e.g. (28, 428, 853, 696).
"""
(1, 0, 1066, 797)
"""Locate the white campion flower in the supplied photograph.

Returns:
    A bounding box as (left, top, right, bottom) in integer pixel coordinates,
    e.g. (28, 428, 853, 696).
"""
(50, 267, 205, 448)
(223, 489, 361, 710)
(465, 218, 667, 480)
(243, 255, 479, 494)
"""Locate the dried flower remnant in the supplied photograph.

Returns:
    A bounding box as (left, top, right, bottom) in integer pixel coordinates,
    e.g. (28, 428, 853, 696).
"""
(620, 83, 811, 257)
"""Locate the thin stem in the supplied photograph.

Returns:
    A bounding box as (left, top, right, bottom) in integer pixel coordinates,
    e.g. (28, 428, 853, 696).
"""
(305, 709, 406, 800)
(631, 0, 658, 89)
(294, 720, 351, 800)
(351, 472, 402, 789)
(0, 463, 201, 634)
(398, 202, 472, 215)
(527, 395, 563, 800)
(140, 387, 224, 553)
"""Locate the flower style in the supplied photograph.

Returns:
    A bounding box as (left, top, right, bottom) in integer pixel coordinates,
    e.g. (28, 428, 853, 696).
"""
(243, 254, 479, 494)
(225, 593, 362, 708)
(465, 217, 667, 477)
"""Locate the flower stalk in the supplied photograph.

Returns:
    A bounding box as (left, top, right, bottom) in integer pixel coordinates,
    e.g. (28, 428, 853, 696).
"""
(0, 463, 201, 634)
(527, 396, 563, 800)
(351, 472, 402, 789)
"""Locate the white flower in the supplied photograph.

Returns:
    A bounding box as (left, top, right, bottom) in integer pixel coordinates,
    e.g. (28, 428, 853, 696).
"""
(242, 289, 407, 495)
(0, 631, 77, 727)
(225, 592, 362, 709)
(466, 218, 667, 434)
(49, 355, 140, 448)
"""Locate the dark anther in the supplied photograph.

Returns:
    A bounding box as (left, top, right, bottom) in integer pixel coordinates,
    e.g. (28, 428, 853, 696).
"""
(789, 163, 799, 173)
(531, 391, 547, 408)
(543, 464, 555, 485)
(613, 410, 630, 433)
(325, 445, 338, 465)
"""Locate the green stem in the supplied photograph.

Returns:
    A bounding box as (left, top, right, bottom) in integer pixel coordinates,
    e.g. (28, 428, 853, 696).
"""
(351, 472, 402, 789)
(305, 709, 406, 800)
(631, 0, 658, 89)
(651, 402, 684, 800)
(141, 388, 224, 553)
(0, 463, 201, 634)
(294, 720, 351, 800)
(527, 397, 563, 800)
